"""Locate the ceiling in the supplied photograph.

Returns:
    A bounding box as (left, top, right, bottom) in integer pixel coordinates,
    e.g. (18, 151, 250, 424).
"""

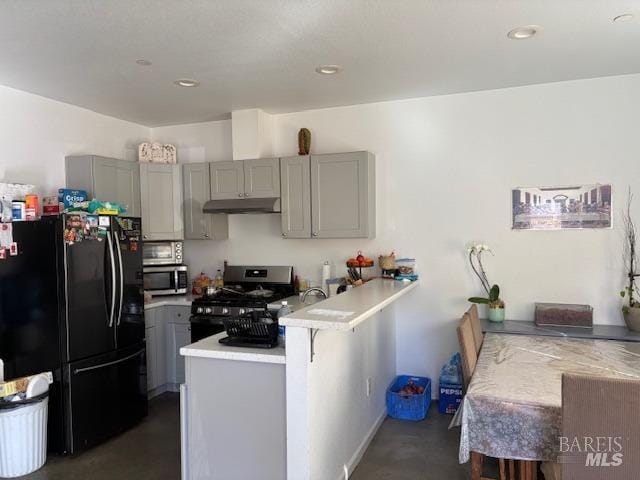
(1, 0, 639, 126)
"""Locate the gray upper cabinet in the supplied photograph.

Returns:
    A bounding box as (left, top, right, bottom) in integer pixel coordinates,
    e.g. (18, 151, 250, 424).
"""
(65, 155, 141, 217)
(210, 159, 280, 200)
(310, 152, 375, 238)
(244, 158, 280, 198)
(280, 156, 311, 238)
(210, 161, 244, 200)
(140, 163, 183, 240)
(183, 163, 229, 240)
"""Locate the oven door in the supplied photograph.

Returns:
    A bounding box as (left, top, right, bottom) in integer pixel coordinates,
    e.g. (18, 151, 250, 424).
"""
(189, 316, 225, 343)
(143, 266, 188, 296)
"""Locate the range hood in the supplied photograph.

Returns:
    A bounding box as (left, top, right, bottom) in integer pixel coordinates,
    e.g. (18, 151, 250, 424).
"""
(203, 197, 281, 214)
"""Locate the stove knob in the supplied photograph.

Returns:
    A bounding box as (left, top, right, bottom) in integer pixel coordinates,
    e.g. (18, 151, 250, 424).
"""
(205, 307, 212, 314)
(239, 308, 245, 315)
(197, 307, 204, 314)
(222, 307, 229, 315)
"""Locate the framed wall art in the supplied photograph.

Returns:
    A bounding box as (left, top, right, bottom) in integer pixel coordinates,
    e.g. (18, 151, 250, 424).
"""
(512, 184, 612, 230)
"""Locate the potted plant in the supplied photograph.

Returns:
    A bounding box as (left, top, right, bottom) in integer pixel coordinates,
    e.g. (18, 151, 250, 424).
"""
(620, 190, 640, 332)
(467, 244, 505, 322)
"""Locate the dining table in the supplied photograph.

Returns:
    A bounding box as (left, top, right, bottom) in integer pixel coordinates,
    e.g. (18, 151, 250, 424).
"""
(459, 332, 640, 466)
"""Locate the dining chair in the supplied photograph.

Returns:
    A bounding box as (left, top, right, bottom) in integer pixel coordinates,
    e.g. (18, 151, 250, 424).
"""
(467, 303, 483, 355)
(542, 374, 640, 480)
(456, 313, 477, 389)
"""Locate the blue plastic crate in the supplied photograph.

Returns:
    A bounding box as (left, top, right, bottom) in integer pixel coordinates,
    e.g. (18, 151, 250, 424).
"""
(386, 375, 431, 421)
(438, 382, 463, 415)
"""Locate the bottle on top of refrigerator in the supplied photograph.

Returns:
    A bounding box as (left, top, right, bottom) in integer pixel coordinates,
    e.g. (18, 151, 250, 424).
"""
(214, 269, 224, 288)
(277, 301, 291, 345)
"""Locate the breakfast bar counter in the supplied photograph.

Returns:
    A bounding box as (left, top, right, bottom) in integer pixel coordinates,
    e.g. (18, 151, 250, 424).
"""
(280, 278, 419, 331)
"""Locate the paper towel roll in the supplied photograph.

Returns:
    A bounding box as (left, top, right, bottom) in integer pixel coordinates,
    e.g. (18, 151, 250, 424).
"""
(321, 261, 331, 292)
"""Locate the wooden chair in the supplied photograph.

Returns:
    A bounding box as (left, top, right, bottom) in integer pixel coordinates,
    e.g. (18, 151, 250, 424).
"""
(456, 313, 477, 389)
(467, 303, 484, 355)
(542, 374, 640, 480)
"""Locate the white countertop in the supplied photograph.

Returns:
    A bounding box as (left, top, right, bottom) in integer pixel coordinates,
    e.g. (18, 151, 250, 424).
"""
(144, 294, 194, 310)
(279, 278, 419, 331)
(180, 332, 286, 365)
(267, 294, 324, 313)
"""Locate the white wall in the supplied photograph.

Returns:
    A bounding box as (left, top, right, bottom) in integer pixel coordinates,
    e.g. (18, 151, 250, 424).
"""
(151, 120, 232, 164)
(0, 84, 149, 194)
(155, 73, 640, 391)
(286, 308, 396, 480)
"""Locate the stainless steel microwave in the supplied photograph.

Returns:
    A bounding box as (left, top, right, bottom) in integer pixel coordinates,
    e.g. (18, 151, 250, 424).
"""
(143, 241, 183, 266)
(143, 265, 189, 296)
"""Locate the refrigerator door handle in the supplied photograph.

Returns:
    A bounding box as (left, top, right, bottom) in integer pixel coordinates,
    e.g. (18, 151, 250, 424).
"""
(73, 348, 145, 374)
(114, 231, 124, 326)
(106, 232, 117, 328)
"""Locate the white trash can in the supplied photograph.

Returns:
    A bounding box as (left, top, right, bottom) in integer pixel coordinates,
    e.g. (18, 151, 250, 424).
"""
(0, 394, 48, 478)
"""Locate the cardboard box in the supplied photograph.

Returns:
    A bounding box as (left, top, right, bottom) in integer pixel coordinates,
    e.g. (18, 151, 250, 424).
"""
(438, 382, 463, 414)
(58, 189, 87, 211)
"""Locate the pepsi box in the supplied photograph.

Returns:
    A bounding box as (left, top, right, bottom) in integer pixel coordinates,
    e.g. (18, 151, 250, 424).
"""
(58, 189, 87, 211)
(438, 382, 463, 415)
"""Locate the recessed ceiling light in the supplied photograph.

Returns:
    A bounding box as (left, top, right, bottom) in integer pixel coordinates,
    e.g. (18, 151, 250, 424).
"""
(613, 13, 634, 23)
(174, 78, 200, 87)
(507, 25, 541, 40)
(315, 65, 342, 75)
(136, 59, 152, 66)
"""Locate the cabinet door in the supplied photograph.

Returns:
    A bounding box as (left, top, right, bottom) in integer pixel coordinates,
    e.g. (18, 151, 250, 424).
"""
(244, 158, 280, 198)
(145, 325, 157, 391)
(280, 156, 311, 238)
(210, 161, 244, 200)
(92, 157, 140, 217)
(140, 163, 183, 240)
(310, 152, 375, 238)
(168, 323, 191, 385)
(183, 163, 229, 240)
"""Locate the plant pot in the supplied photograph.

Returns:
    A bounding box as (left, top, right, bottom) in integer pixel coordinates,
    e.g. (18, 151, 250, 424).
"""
(487, 304, 505, 323)
(623, 306, 640, 332)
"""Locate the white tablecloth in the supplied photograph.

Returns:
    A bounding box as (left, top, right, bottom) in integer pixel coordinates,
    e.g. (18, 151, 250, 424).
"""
(459, 333, 640, 462)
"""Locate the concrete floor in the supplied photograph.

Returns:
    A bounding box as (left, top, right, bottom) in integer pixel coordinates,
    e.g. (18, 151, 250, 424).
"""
(20, 392, 181, 480)
(21, 397, 477, 480)
(352, 404, 475, 480)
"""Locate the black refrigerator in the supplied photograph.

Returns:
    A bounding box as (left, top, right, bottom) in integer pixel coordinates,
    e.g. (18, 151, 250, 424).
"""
(0, 215, 147, 455)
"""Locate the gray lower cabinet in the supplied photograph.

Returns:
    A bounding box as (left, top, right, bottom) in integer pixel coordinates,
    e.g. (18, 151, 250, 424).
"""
(280, 155, 311, 238)
(140, 163, 183, 240)
(311, 151, 375, 238)
(183, 163, 229, 240)
(167, 322, 191, 386)
(65, 155, 141, 217)
(145, 308, 167, 397)
(145, 305, 191, 396)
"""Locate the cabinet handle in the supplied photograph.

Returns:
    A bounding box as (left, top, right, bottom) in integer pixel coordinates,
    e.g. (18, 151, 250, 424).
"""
(312, 232, 318, 237)
(244, 193, 250, 197)
(204, 234, 209, 238)
(143, 235, 148, 239)
(282, 233, 287, 237)
(238, 193, 243, 197)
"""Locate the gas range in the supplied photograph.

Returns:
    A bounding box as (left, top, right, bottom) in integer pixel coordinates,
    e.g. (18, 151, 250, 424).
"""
(189, 265, 295, 345)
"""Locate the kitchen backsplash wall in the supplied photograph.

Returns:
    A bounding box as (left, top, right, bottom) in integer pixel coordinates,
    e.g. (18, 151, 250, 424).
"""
(159, 73, 640, 390)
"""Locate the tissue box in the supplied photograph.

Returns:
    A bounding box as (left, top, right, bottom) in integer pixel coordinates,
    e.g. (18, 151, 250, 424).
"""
(535, 302, 593, 328)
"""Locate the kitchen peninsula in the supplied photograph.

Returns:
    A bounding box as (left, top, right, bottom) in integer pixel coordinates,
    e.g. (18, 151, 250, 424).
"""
(180, 279, 418, 480)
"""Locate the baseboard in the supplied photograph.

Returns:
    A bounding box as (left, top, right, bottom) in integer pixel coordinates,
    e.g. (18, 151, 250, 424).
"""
(340, 409, 387, 480)
(148, 384, 168, 399)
